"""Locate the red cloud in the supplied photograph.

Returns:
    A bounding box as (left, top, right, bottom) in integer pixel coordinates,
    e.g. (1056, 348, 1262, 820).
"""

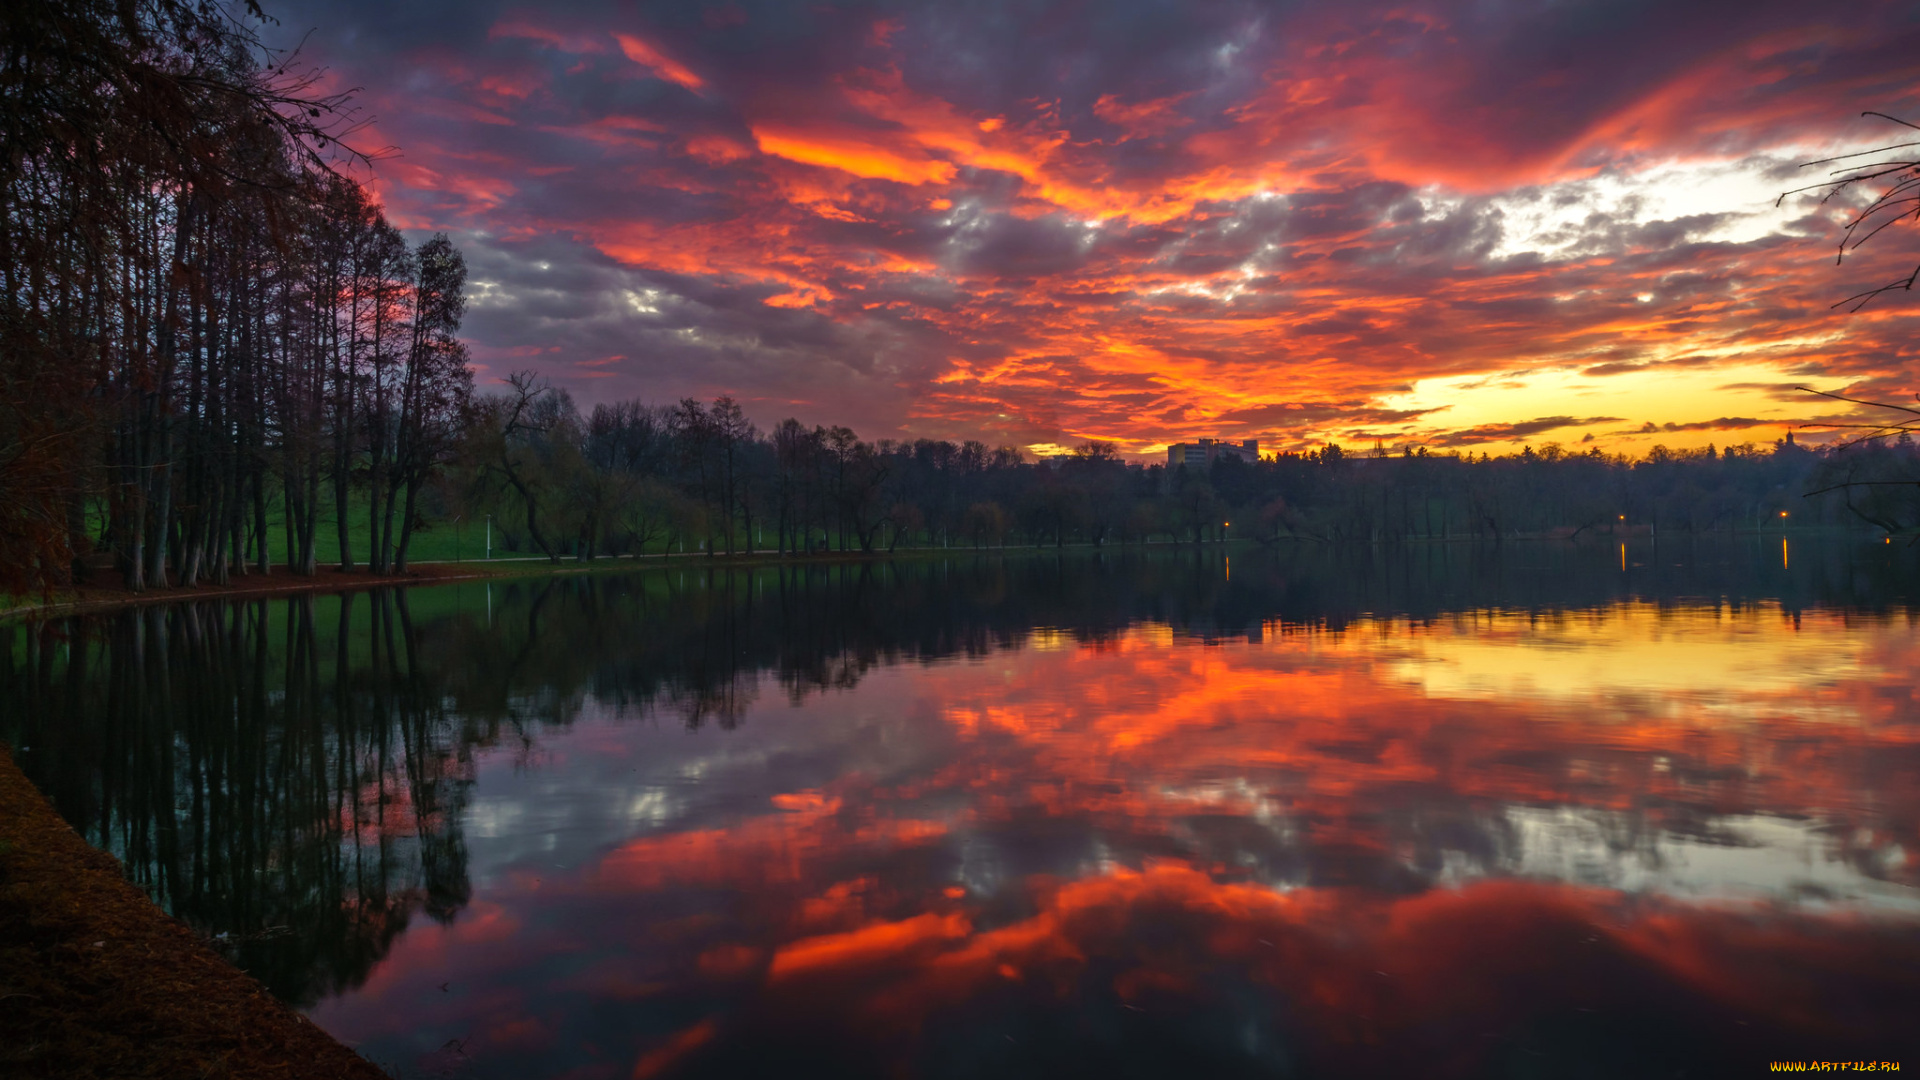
(311, 0, 1920, 449)
(613, 32, 706, 92)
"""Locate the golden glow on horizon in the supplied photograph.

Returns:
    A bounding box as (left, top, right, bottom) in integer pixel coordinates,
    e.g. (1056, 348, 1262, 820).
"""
(1373, 360, 1817, 454)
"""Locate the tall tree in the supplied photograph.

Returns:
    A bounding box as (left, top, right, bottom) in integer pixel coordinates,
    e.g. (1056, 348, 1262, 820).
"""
(389, 233, 471, 571)
(0, 0, 392, 592)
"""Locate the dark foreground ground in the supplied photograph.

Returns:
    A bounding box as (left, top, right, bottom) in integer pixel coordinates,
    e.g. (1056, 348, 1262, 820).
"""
(0, 745, 390, 1080)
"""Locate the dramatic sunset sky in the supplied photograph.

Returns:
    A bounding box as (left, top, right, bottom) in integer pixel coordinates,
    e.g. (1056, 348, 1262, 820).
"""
(279, 0, 1920, 457)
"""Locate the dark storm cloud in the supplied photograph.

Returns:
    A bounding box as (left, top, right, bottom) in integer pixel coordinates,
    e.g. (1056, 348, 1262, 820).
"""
(1658, 417, 1773, 432)
(1433, 416, 1627, 446)
(1582, 355, 1720, 377)
(1210, 402, 1441, 431)
(941, 209, 1106, 280)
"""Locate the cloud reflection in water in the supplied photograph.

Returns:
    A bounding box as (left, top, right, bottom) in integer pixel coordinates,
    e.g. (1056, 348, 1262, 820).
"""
(303, 593, 1920, 1077)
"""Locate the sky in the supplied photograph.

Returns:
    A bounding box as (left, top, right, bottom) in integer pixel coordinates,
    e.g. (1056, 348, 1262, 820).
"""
(275, 0, 1920, 458)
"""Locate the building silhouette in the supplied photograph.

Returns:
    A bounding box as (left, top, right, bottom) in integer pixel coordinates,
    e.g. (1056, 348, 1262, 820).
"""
(1167, 438, 1260, 467)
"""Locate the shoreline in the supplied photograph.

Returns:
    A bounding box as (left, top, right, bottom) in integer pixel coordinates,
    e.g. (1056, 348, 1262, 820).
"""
(0, 744, 391, 1079)
(0, 563, 491, 625)
(1, 527, 1871, 626)
(0, 543, 1182, 624)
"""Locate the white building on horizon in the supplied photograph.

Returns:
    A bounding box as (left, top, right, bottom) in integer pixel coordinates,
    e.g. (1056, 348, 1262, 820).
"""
(1166, 438, 1260, 467)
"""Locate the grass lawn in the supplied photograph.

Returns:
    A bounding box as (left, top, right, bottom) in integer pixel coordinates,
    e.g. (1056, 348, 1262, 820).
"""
(263, 496, 503, 566)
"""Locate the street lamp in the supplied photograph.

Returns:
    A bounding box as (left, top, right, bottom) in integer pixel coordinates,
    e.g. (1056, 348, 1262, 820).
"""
(486, 514, 493, 560)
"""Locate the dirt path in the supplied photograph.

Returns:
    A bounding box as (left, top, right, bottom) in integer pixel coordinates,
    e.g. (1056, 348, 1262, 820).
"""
(0, 563, 495, 624)
(0, 545, 1090, 625)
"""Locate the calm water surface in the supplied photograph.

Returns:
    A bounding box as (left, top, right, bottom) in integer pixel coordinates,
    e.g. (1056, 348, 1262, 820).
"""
(7, 540, 1920, 1078)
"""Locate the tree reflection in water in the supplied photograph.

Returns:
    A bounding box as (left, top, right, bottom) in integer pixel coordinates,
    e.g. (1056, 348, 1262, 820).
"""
(4, 592, 470, 1003)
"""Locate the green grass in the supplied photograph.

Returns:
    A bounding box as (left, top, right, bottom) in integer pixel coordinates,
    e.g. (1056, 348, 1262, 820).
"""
(76, 494, 510, 569)
(262, 496, 765, 564)
(261, 497, 502, 566)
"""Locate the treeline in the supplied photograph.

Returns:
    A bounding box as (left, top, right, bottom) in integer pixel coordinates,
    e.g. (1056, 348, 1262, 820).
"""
(455, 375, 1914, 560)
(0, 0, 472, 593)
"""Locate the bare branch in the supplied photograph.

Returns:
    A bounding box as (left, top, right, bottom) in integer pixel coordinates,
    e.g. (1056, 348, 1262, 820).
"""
(1795, 386, 1920, 418)
(1803, 481, 1920, 497)
(1781, 113, 1920, 310)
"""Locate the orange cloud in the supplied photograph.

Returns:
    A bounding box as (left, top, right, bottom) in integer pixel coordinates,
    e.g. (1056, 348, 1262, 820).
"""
(751, 126, 958, 186)
(342, 1, 1920, 450)
(769, 912, 973, 980)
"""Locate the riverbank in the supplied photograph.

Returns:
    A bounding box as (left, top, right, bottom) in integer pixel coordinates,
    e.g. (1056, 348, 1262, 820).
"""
(0, 563, 496, 625)
(8, 528, 1881, 625)
(6, 529, 1876, 625)
(0, 745, 390, 1079)
(0, 542, 1200, 624)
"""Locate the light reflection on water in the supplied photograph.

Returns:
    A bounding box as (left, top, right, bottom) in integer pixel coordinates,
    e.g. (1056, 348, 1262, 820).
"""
(6, 543, 1920, 1077)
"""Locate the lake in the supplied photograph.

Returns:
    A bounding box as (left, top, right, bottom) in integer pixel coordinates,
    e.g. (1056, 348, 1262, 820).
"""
(6, 538, 1920, 1078)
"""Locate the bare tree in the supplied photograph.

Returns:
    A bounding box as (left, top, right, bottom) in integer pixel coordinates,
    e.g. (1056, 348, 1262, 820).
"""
(482, 371, 562, 563)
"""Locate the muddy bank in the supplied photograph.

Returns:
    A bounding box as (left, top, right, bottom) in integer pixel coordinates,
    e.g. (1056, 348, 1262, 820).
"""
(0, 745, 390, 1080)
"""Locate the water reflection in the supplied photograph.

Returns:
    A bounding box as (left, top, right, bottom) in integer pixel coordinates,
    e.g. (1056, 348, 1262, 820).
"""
(4, 592, 473, 1002)
(5, 541, 1919, 1077)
